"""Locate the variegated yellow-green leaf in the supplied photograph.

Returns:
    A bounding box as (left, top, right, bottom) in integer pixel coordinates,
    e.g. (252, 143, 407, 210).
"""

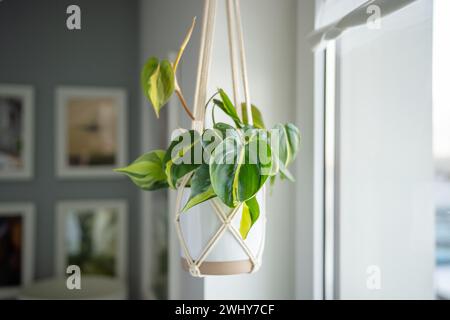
(273, 123, 300, 167)
(114, 150, 168, 191)
(163, 130, 202, 188)
(212, 89, 243, 128)
(239, 196, 260, 239)
(202, 123, 240, 163)
(209, 132, 271, 208)
(182, 164, 216, 212)
(279, 164, 295, 182)
(141, 57, 158, 100)
(241, 104, 265, 129)
(141, 57, 175, 118)
(268, 123, 300, 183)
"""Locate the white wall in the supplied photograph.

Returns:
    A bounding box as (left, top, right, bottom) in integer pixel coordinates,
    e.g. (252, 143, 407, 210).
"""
(336, 0, 434, 299)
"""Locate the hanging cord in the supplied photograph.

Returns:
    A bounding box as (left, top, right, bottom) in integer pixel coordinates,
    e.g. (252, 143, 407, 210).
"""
(233, 0, 253, 124)
(226, 0, 241, 115)
(192, 0, 217, 132)
(227, 0, 267, 270)
(191, 0, 209, 130)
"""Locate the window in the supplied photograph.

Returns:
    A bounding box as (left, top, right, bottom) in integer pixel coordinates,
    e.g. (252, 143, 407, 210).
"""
(321, 0, 434, 299)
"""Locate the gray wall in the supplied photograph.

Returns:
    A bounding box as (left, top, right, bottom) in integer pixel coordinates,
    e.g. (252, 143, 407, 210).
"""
(0, 0, 142, 298)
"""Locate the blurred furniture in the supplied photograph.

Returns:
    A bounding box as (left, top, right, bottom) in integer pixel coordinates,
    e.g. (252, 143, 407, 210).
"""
(18, 276, 127, 300)
(436, 208, 450, 300)
(436, 266, 450, 300)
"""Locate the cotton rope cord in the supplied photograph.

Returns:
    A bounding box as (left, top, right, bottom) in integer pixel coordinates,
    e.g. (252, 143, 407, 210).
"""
(191, 0, 209, 131)
(233, 0, 252, 124)
(226, 0, 241, 113)
(191, 0, 217, 132)
(174, 0, 266, 277)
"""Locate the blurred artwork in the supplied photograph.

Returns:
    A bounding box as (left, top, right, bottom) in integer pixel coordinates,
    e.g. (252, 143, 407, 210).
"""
(0, 215, 22, 287)
(0, 98, 23, 171)
(0, 85, 33, 179)
(67, 98, 117, 167)
(56, 87, 126, 178)
(59, 203, 126, 278)
(66, 208, 118, 276)
(0, 203, 33, 298)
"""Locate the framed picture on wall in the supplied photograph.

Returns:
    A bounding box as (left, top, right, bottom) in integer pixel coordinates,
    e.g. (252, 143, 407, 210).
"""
(0, 203, 34, 298)
(55, 200, 127, 280)
(55, 87, 127, 178)
(0, 85, 34, 180)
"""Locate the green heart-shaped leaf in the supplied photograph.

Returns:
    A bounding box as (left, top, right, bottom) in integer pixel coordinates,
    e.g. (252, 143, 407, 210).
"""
(182, 164, 216, 212)
(272, 123, 300, 168)
(141, 57, 158, 100)
(241, 104, 266, 129)
(212, 122, 238, 138)
(163, 130, 202, 188)
(212, 89, 243, 128)
(239, 196, 260, 239)
(209, 132, 271, 207)
(267, 123, 300, 185)
(279, 164, 295, 182)
(141, 57, 175, 118)
(114, 150, 168, 191)
(202, 123, 239, 163)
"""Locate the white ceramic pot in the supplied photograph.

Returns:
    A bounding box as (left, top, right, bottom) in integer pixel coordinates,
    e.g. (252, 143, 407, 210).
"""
(177, 188, 266, 276)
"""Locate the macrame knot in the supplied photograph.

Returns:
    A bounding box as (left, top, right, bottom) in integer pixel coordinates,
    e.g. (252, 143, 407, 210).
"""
(192, 120, 203, 130)
(251, 260, 261, 273)
(189, 264, 202, 277)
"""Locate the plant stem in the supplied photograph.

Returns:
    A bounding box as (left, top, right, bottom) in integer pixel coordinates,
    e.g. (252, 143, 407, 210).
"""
(204, 91, 220, 110)
(172, 68, 195, 120)
(212, 104, 217, 126)
(205, 91, 220, 125)
(175, 85, 195, 120)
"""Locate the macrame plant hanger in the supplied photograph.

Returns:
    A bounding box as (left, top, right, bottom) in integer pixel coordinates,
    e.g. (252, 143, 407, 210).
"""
(174, 0, 267, 277)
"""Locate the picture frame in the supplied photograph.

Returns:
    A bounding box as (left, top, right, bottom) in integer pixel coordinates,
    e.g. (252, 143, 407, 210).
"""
(0, 203, 35, 298)
(55, 87, 127, 178)
(55, 200, 128, 280)
(0, 85, 34, 180)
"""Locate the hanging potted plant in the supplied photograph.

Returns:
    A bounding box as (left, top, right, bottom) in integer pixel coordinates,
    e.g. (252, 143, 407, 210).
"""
(115, 3, 300, 277)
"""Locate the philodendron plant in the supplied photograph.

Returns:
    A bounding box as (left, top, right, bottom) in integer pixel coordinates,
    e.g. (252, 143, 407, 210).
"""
(115, 18, 300, 239)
